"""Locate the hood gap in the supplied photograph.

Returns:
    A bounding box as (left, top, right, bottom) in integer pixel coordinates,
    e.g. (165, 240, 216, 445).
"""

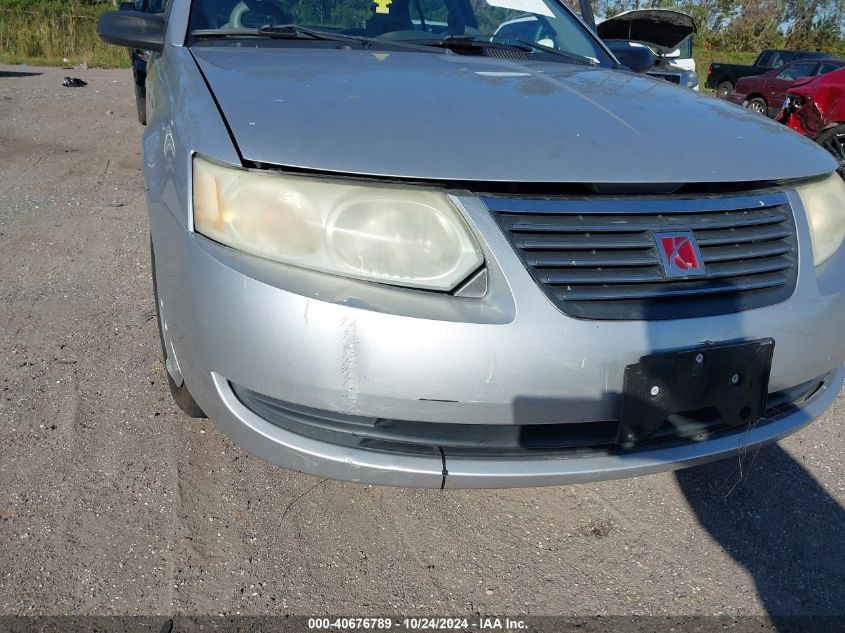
(189, 48, 246, 165)
(242, 159, 793, 196)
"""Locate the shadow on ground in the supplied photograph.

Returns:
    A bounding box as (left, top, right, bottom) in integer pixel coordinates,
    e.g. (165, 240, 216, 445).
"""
(676, 444, 845, 623)
(0, 71, 42, 78)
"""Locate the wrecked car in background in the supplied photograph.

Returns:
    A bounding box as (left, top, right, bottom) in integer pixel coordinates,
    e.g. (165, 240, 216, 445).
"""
(780, 65, 845, 176)
(597, 9, 699, 90)
(707, 49, 831, 99)
(731, 59, 845, 117)
(98, 0, 845, 488)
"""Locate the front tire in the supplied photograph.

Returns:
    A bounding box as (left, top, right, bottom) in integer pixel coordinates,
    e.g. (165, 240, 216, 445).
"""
(815, 125, 845, 179)
(745, 97, 767, 116)
(150, 238, 206, 418)
(716, 81, 734, 99)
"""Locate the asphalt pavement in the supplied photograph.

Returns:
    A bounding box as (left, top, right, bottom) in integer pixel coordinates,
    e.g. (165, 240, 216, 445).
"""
(0, 65, 843, 622)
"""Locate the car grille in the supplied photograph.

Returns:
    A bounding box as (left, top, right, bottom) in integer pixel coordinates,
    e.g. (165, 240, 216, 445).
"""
(484, 190, 798, 320)
(648, 71, 682, 84)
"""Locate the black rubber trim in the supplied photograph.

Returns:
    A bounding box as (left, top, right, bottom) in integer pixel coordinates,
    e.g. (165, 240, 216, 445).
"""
(230, 384, 619, 452)
(239, 160, 799, 198)
(230, 376, 826, 460)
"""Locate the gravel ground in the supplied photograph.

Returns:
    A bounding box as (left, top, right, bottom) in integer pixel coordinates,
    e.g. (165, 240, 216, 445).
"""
(0, 65, 843, 620)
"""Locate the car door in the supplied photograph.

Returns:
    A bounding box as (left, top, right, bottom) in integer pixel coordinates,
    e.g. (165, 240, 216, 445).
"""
(768, 61, 819, 106)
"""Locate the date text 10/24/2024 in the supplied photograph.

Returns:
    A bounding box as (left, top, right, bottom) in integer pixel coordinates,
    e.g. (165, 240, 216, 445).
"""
(307, 617, 528, 630)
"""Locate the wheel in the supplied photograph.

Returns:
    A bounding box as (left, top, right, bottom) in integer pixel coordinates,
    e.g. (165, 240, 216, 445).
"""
(744, 97, 767, 116)
(134, 80, 147, 126)
(150, 238, 206, 418)
(815, 125, 845, 179)
(716, 81, 734, 99)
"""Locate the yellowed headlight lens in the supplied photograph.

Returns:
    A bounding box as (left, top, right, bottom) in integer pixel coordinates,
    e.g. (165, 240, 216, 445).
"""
(796, 173, 845, 267)
(192, 156, 483, 290)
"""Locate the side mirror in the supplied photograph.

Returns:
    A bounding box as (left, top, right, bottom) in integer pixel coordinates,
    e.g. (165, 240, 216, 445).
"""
(611, 46, 655, 74)
(98, 10, 166, 53)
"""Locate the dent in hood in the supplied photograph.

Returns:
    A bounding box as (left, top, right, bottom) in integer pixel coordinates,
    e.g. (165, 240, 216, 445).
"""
(191, 47, 835, 184)
(597, 9, 696, 52)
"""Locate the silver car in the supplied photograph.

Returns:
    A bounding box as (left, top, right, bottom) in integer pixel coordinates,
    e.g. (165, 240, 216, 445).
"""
(99, 0, 845, 488)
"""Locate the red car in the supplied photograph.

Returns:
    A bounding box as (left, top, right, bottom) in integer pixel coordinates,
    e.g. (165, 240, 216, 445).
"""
(779, 65, 845, 175)
(729, 58, 845, 117)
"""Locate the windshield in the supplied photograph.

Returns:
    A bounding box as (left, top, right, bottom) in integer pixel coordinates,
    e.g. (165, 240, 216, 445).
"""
(672, 34, 692, 59)
(189, 0, 613, 66)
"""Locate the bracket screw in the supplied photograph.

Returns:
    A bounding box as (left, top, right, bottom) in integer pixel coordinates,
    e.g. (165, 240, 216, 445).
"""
(731, 373, 741, 385)
(650, 385, 660, 397)
(695, 353, 705, 364)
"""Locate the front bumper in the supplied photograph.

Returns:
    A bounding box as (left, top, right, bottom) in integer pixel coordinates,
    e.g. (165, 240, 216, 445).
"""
(780, 98, 825, 138)
(150, 190, 845, 488)
(211, 368, 842, 488)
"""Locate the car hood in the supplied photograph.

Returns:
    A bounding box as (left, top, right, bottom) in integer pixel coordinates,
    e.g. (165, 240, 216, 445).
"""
(596, 10, 696, 52)
(192, 47, 834, 184)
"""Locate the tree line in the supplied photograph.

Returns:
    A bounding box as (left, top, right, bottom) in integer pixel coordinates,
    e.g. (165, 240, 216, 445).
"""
(594, 0, 845, 55)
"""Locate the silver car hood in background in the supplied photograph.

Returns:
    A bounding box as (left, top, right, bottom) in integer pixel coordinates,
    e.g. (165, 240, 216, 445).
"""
(192, 47, 834, 184)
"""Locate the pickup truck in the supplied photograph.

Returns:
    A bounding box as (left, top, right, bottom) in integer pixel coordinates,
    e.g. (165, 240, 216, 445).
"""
(707, 49, 831, 98)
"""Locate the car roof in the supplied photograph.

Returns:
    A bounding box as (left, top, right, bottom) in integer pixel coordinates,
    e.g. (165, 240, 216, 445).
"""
(780, 58, 844, 65)
(784, 50, 831, 57)
(765, 58, 845, 74)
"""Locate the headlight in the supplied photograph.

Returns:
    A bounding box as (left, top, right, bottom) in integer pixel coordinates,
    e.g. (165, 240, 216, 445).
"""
(783, 93, 804, 112)
(796, 173, 845, 266)
(686, 71, 699, 89)
(192, 156, 483, 291)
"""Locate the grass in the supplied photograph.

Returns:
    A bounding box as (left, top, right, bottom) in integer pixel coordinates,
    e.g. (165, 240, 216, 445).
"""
(0, 0, 129, 67)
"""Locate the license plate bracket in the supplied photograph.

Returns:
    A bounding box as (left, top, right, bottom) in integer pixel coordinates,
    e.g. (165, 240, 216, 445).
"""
(618, 339, 775, 445)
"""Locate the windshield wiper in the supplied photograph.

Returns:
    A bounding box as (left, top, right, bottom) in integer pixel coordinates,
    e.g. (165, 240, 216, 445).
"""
(420, 34, 597, 65)
(257, 24, 376, 46)
(191, 25, 374, 47)
(191, 25, 444, 53)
